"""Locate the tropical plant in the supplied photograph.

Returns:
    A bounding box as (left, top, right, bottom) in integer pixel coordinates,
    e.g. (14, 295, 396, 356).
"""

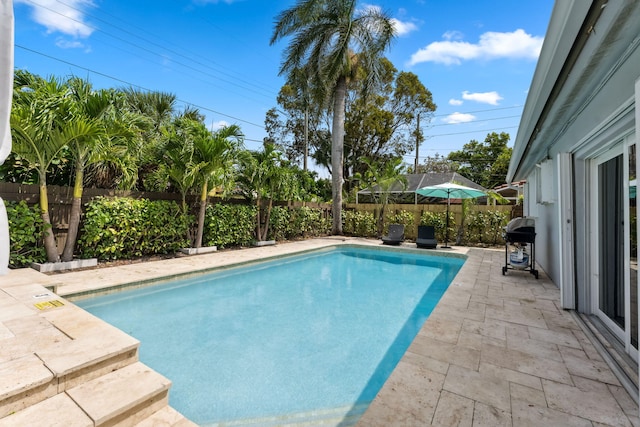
(238, 144, 297, 242)
(6, 201, 46, 267)
(191, 123, 244, 248)
(271, 0, 396, 235)
(10, 72, 80, 262)
(61, 77, 114, 261)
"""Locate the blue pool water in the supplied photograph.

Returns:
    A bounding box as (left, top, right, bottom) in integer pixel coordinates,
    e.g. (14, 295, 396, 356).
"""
(77, 246, 464, 426)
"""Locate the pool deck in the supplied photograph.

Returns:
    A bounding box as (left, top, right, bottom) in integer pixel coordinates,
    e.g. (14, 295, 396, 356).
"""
(1, 237, 639, 426)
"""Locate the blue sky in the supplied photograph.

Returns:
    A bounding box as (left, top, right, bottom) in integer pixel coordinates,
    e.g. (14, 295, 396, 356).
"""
(13, 0, 554, 176)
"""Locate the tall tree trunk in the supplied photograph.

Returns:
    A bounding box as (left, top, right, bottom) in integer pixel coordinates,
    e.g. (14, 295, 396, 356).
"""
(255, 196, 262, 241)
(331, 76, 347, 235)
(39, 178, 59, 263)
(262, 198, 273, 241)
(62, 162, 84, 261)
(195, 181, 208, 248)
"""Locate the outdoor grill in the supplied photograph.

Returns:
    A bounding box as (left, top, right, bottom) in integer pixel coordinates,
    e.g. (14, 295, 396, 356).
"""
(502, 217, 538, 279)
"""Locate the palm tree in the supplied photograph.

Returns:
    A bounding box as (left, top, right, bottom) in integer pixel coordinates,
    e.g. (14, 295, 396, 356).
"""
(238, 144, 296, 242)
(121, 88, 177, 189)
(61, 77, 112, 262)
(10, 72, 86, 262)
(191, 122, 244, 248)
(155, 117, 203, 214)
(271, 0, 396, 235)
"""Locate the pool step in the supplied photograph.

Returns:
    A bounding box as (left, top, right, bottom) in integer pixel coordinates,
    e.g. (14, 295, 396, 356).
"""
(0, 362, 180, 427)
(0, 298, 140, 418)
(0, 283, 196, 425)
(136, 406, 199, 426)
(204, 402, 370, 427)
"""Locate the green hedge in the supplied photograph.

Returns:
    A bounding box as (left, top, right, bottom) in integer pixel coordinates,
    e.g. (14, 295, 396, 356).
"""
(342, 210, 377, 237)
(203, 203, 256, 248)
(6, 201, 47, 268)
(463, 210, 509, 245)
(79, 197, 191, 260)
(268, 206, 330, 241)
(420, 211, 456, 242)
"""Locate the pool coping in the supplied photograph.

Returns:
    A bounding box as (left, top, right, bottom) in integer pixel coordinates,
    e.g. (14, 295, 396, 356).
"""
(60, 239, 469, 301)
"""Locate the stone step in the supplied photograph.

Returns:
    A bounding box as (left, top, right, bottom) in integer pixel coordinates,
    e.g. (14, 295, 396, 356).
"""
(66, 361, 172, 426)
(0, 392, 93, 427)
(0, 289, 139, 418)
(135, 406, 199, 427)
(0, 362, 174, 426)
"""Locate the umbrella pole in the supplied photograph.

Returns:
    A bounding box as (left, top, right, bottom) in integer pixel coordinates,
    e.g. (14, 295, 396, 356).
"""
(443, 196, 451, 248)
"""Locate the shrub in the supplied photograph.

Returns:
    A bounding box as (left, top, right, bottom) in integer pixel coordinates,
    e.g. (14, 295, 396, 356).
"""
(79, 197, 191, 260)
(290, 206, 330, 237)
(465, 210, 509, 245)
(420, 211, 455, 242)
(384, 210, 414, 236)
(6, 201, 46, 267)
(268, 206, 291, 241)
(204, 203, 256, 248)
(269, 206, 330, 241)
(342, 210, 376, 237)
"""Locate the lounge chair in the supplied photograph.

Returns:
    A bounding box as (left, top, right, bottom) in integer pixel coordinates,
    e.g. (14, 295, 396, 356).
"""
(381, 224, 405, 245)
(416, 225, 438, 249)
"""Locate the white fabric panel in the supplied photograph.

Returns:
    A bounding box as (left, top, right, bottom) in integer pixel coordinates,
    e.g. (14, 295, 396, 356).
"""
(0, 0, 14, 275)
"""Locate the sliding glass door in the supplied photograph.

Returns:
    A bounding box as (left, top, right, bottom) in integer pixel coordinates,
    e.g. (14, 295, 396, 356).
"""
(592, 140, 638, 358)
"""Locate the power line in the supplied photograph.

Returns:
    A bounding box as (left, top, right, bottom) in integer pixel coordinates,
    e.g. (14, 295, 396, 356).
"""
(15, 44, 265, 129)
(20, 0, 279, 101)
(431, 115, 521, 127)
(431, 105, 523, 118)
(425, 126, 518, 137)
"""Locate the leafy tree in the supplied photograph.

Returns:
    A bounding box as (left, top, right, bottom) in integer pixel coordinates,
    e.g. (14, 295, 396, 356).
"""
(270, 58, 435, 192)
(414, 153, 459, 174)
(271, 0, 396, 235)
(344, 60, 435, 184)
(447, 132, 512, 188)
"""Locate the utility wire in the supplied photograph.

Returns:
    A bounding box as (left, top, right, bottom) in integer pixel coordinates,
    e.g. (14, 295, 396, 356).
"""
(15, 44, 265, 129)
(20, 0, 279, 100)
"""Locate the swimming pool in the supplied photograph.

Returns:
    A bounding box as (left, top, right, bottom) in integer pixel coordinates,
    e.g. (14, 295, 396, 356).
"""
(76, 245, 464, 426)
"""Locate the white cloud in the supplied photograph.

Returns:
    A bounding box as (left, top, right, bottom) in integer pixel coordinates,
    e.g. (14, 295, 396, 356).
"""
(16, 0, 94, 38)
(462, 90, 503, 105)
(408, 29, 543, 66)
(55, 38, 86, 50)
(210, 120, 230, 131)
(442, 30, 464, 41)
(359, 4, 417, 36)
(443, 112, 476, 124)
(449, 99, 463, 106)
(391, 18, 418, 36)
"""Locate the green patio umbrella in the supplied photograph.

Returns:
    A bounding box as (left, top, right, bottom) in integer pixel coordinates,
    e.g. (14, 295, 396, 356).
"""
(416, 182, 486, 248)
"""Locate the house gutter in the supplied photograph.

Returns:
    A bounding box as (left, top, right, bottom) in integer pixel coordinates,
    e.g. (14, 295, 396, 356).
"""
(508, 0, 609, 182)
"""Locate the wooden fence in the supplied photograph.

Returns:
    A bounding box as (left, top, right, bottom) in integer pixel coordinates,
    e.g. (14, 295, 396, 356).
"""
(0, 182, 332, 249)
(345, 202, 520, 240)
(1, 182, 520, 246)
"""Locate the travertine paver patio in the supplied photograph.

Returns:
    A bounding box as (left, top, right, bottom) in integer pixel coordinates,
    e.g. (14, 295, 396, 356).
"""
(358, 247, 639, 427)
(1, 237, 638, 426)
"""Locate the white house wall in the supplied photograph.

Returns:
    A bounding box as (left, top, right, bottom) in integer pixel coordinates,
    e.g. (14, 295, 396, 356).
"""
(521, 35, 640, 289)
(524, 161, 562, 286)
